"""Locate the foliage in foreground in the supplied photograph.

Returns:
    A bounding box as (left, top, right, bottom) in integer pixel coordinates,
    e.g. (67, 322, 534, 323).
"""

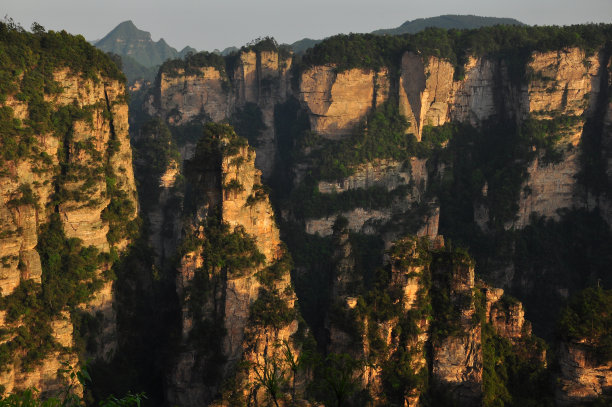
(0, 364, 145, 407)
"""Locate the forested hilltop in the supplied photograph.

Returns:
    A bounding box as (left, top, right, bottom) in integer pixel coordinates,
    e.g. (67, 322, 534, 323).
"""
(0, 19, 610, 407)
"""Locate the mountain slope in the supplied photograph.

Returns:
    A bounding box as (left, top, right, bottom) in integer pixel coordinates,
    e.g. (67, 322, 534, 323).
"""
(95, 20, 181, 68)
(289, 14, 524, 54)
(372, 14, 524, 35)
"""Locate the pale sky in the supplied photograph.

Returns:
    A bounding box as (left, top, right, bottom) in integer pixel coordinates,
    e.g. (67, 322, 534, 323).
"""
(4, 0, 612, 51)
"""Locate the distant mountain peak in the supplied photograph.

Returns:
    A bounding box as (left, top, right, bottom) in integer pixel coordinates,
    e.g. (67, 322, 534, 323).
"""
(372, 14, 524, 36)
(118, 19, 136, 27)
(104, 20, 151, 41)
(290, 14, 525, 54)
(95, 21, 187, 68)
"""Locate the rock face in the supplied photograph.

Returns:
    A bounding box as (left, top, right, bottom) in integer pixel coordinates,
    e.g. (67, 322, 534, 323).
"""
(525, 48, 599, 117)
(556, 342, 612, 405)
(430, 255, 483, 405)
(134, 38, 612, 405)
(167, 125, 303, 406)
(157, 67, 231, 124)
(294, 48, 608, 249)
(303, 158, 436, 239)
(148, 45, 609, 229)
(0, 67, 137, 394)
(317, 158, 421, 194)
(233, 50, 293, 175)
(322, 235, 541, 406)
(299, 67, 389, 139)
(399, 53, 455, 140)
(147, 49, 292, 178)
(450, 57, 499, 125)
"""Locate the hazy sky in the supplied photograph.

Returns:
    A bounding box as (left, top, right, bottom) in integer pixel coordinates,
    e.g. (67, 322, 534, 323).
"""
(4, 0, 612, 51)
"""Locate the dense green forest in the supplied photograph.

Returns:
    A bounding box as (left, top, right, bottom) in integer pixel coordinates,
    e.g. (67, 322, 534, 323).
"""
(299, 24, 612, 79)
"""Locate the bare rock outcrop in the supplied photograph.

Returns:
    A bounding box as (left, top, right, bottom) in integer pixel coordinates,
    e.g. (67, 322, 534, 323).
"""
(303, 158, 436, 239)
(0, 67, 137, 393)
(399, 53, 455, 140)
(299, 67, 390, 139)
(167, 125, 304, 406)
(158, 67, 231, 125)
(556, 342, 612, 405)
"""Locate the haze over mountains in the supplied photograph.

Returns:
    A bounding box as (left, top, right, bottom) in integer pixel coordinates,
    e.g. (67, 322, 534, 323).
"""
(96, 15, 524, 83)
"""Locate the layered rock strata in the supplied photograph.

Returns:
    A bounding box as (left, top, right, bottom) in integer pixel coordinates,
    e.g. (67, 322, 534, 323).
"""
(324, 235, 542, 406)
(0, 69, 137, 393)
(167, 125, 303, 406)
(147, 49, 292, 178)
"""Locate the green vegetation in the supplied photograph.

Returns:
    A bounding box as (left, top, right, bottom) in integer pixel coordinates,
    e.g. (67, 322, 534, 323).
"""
(131, 118, 181, 212)
(0, 17, 143, 390)
(381, 345, 428, 405)
(101, 115, 139, 246)
(229, 102, 266, 147)
(246, 184, 269, 207)
(308, 353, 364, 407)
(304, 99, 414, 181)
(513, 209, 612, 338)
(429, 248, 474, 340)
(289, 184, 411, 219)
(300, 24, 612, 79)
(38, 214, 104, 313)
(0, 213, 107, 371)
(101, 175, 138, 245)
(0, 363, 145, 407)
(238, 37, 292, 60)
(249, 288, 295, 329)
(158, 51, 227, 79)
(521, 116, 581, 164)
(434, 120, 531, 232)
(255, 252, 292, 288)
(178, 213, 265, 385)
(371, 15, 524, 36)
(0, 20, 122, 168)
(559, 287, 612, 363)
(0, 19, 123, 85)
(0, 19, 136, 246)
(181, 215, 264, 280)
(481, 323, 552, 407)
(7, 184, 39, 208)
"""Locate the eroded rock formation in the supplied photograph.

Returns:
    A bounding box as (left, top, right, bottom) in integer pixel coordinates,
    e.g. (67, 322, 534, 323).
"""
(166, 125, 305, 406)
(0, 67, 137, 393)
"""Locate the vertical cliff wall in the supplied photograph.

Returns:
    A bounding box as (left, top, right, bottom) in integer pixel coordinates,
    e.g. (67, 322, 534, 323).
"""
(130, 28, 612, 405)
(0, 27, 138, 395)
(145, 47, 292, 178)
(166, 124, 305, 406)
(323, 234, 545, 406)
(299, 67, 390, 139)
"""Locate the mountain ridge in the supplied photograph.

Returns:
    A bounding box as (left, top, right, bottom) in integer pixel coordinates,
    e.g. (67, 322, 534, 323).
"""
(372, 14, 524, 35)
(95, 20, 185, 68)
(289, 14, 525, 53)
